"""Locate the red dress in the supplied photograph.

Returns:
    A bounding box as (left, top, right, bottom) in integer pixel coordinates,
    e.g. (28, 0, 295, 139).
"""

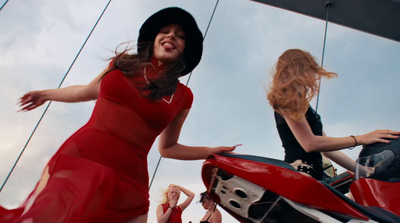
(0, 61, 193, 223)
(161, 203, 182, 223)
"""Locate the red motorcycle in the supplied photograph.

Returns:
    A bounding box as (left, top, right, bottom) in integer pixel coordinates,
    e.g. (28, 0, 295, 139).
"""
(202, 139, 400, 223)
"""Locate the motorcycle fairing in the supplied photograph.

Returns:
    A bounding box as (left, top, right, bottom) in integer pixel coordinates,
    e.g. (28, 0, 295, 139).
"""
(350, 178, 400, 215)
(202, 153, 369, 221)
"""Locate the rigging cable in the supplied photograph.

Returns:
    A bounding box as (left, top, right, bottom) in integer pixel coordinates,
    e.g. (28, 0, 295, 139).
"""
(315, 1, 331, 112)
(149, 0, 221, 189)
(0, 0, 9, 11)
(0, 0, 113, 193)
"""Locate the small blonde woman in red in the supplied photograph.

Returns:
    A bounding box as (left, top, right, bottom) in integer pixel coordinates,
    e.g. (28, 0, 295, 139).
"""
(156, 184, 194, 223)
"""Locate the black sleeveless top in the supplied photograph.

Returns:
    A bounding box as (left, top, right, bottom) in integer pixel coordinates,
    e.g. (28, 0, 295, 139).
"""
(200, 205, 216, 223)
(274, 106, 324, 179)
(200, 215, 211, 223)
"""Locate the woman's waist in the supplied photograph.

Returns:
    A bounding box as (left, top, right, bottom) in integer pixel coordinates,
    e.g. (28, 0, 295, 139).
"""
(60, 127, 151, 180)
(284, 149, 322, 165)
(89, 99, 165, 136)
(77, 123, 156, 150)
(49, 152, 149, 186)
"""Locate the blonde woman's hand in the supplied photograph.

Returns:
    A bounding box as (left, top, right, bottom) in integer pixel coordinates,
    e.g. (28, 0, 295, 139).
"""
(19, 90, 48, 112)
(357, 130, 400, 145)
(170, 197, 178, 208)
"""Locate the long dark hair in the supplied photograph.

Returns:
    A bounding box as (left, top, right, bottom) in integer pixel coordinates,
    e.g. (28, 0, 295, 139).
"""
(105, 42, 186, 100)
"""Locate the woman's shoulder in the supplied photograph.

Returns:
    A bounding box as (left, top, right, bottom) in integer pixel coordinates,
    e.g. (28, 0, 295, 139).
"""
(305, 105, 321, 119)
(211, 209, 222, 222)
(177, 82, 192, 92)
(177, 82, 194, 103)
(213, 209, 222, 216)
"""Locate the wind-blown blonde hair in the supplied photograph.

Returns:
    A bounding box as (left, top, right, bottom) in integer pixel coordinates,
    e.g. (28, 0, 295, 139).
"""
(267, 49, 337, 121)
(160, 184, 181, 204)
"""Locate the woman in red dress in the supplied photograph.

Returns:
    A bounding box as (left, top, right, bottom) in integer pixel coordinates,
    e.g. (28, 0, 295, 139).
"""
(156, 184, 194, 223)
(0, 7, 235, 223)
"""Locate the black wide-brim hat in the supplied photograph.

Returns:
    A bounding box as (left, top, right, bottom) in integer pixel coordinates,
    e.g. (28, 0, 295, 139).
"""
(138, 7, 203, 76)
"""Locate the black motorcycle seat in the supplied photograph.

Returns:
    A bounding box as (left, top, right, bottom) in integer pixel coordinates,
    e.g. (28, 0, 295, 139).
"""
(218, 153, 297, 171)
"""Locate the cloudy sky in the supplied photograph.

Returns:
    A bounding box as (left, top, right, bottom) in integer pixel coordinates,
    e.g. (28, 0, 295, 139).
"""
(0, 0, 399, 222)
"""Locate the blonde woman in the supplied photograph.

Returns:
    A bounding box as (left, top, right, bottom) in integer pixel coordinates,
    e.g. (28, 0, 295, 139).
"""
(156, 184, 194, 223)
(267, 49, 400, 180)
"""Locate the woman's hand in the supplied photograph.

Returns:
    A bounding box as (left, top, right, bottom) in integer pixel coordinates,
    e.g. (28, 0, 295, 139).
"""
(18, 67, 106, 112)
(19, 90, 48, 112)
(170, 197, 178, 208)
(175, 185, 194, 211)
(357, 130, 400, 145)
(209, 144, 241, 155)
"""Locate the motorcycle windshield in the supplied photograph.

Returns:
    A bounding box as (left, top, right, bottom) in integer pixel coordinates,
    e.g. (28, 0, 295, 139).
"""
(355, 150, 396, 180)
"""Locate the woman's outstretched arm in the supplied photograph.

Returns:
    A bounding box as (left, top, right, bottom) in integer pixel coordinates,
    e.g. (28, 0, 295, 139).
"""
(284, 115, 400, 153)
(19, 67, 108, 111)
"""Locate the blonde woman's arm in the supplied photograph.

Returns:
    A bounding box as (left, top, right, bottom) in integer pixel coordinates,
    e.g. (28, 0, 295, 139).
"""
(156, 204, 172, 223)
(177, 185, 194, 211)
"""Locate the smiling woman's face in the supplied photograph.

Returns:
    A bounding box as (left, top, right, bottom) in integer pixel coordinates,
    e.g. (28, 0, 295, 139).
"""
(153, 23, 186, 66)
